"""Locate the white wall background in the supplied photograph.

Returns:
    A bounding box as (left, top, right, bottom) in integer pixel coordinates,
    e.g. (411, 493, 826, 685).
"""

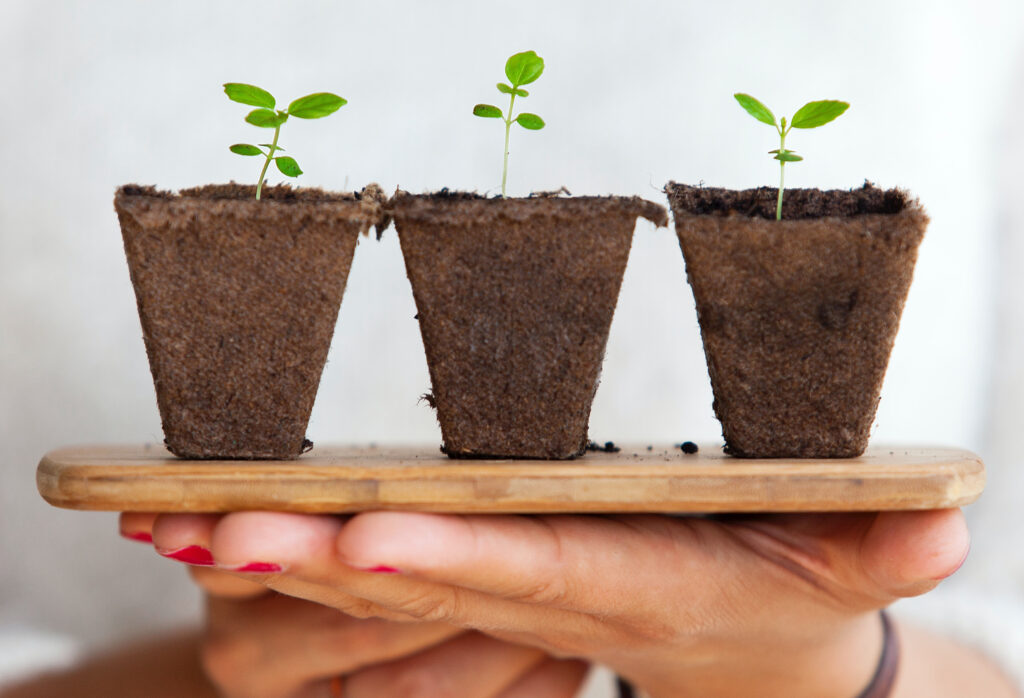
(1, 0, 1022, 689)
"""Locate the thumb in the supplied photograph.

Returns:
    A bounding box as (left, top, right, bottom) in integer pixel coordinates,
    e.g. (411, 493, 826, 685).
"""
(860, 509, 970, 598)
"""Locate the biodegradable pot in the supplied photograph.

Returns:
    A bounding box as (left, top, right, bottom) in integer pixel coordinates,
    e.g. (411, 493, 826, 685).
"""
(114, 183, 387, 459)
(665, 182, 928, 458)
(391, 192, 667, 459)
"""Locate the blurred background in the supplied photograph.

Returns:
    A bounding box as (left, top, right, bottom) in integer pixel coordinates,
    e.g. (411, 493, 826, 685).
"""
(2, 0, 1023, 691)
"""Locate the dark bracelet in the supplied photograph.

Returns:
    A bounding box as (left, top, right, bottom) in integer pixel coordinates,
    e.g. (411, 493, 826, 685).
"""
(615, 610, 900, 698)
(855, 610, 900, 698)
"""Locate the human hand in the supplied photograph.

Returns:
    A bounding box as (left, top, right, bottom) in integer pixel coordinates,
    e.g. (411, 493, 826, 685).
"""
(139, 509, 969, 698)
(120, 513, 588, 698)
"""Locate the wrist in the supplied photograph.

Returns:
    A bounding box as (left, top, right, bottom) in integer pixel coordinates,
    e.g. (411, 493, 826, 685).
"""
(641, 612, 885, 698)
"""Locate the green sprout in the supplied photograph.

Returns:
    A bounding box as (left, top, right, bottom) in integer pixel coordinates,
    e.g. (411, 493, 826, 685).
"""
(473, 51, 546, 198)
(734, 94, 849, 220)
(224, 83, 347, 200)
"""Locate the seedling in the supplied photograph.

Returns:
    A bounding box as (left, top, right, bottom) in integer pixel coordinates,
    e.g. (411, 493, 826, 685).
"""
(734, 94, 849, 220)
(224, 83, 347, 200)
(473, 51, 546, 198)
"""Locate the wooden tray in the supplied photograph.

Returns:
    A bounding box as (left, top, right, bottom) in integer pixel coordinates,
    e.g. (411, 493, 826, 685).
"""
(36, 444, 984, 514)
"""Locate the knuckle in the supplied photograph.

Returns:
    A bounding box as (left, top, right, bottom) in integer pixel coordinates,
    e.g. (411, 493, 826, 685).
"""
(322, 590, 379, 619)
(393, 587, 463, 623)
(507, 575, 571, 606)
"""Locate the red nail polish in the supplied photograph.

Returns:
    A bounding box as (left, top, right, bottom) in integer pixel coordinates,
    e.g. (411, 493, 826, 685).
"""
(121, 531, 153, 544)
(232, 562, 282, 573)
(360, 565, 401, 574)
(159, 545, 215, 566)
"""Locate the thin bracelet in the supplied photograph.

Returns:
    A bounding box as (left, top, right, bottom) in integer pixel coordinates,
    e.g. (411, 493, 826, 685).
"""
(615, 610, 900, 698)
(856, 610, 900, 698)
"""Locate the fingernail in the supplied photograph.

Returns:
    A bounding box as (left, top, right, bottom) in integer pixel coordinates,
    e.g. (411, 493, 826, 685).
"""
(230, 562, 283, 573)
(935, 541, 971, 580)
(158, 545, 215, 566)
(121, 531, 153, 544)
(358, 565, 402, 574)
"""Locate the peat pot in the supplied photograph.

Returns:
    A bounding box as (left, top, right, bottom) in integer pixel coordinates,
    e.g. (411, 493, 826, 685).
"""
(114, 183, 387, 459)
(665, 182, 928, 458)
(390, 192, 667, 459)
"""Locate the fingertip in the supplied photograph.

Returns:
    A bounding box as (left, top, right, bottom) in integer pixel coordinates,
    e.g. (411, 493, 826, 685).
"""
(151, 513, 221, 554)
(210, 512, 343, 569)
(119, 512, 157, 543)
(862, 509, 970, 597)
(336, 512, 458, 571)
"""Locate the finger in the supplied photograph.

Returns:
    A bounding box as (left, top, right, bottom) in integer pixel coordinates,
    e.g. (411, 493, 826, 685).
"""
(119, 512, 158, 543)
(334, 511, 722, 616)
(723, 510, 971, 612)
(153, 512, 419, 622)
(345, 631, 545, 698)
(860, 509, 970, 597)
(189, 566, 269, 600)
(207, 512, 604, 652)
(496, 657, 589, 698)
(152, 513, 224, 566)
(203, 593, 460, 698)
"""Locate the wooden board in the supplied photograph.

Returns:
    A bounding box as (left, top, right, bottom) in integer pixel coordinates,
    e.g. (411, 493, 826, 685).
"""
(36, 444, 985, 514)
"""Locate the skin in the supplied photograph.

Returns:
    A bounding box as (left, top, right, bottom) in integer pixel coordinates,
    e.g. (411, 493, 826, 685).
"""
(124, 508, 1017, 698)
(111, 512, 587, 698)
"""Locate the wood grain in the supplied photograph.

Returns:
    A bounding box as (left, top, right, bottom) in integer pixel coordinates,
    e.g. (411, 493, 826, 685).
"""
(37, 444, 984, 514)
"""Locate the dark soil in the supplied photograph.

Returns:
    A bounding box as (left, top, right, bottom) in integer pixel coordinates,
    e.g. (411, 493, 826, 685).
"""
(391, 192, 666, 459)
(586, 441, 622, 453)
(124, 181, 371, 202)
(665, 182, 928, 458)
(666, 181, 909, 220)
(115, 183, 388, 459)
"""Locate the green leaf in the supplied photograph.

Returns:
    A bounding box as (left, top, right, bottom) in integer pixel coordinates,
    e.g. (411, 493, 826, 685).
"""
(229, 144, 262, 156)
(288, 92, 347, 119)
(771, 149, 804, 162)
(505, 50, 544, 87)
(275, 156, 303, 177)
(497, 84, 530, 97)
(515, 112, 545, 130)
(224, 83, 276, 109)
(245, 109, 288, 128)
(734, 93, 776, 127)
(473, 104, 503, 118)
(791, 100, 850, 129)
(258, 143, 284, 151)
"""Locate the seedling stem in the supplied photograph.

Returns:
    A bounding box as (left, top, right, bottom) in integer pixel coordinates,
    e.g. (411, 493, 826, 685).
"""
(473, 51, 546, 197)
(256, 124, 283, 201)
(501, 90, 517, 196)
(224, 83, 347, 200)
(733, 94, 849, 220)
(776, 121, 787, 220)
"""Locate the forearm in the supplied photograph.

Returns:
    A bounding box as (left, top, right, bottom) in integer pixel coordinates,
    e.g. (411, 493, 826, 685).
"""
(635, 615, 1017, 698)
(0, 629, 218, 698)
(893, 622, 1018, 698)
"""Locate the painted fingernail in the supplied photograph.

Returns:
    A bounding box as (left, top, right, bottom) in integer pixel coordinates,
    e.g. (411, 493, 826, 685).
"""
(121, 531, 153, 544)
(230, 562, 283, 573)
(158, 545, 215, 566)
(358, 565, 402, 574)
